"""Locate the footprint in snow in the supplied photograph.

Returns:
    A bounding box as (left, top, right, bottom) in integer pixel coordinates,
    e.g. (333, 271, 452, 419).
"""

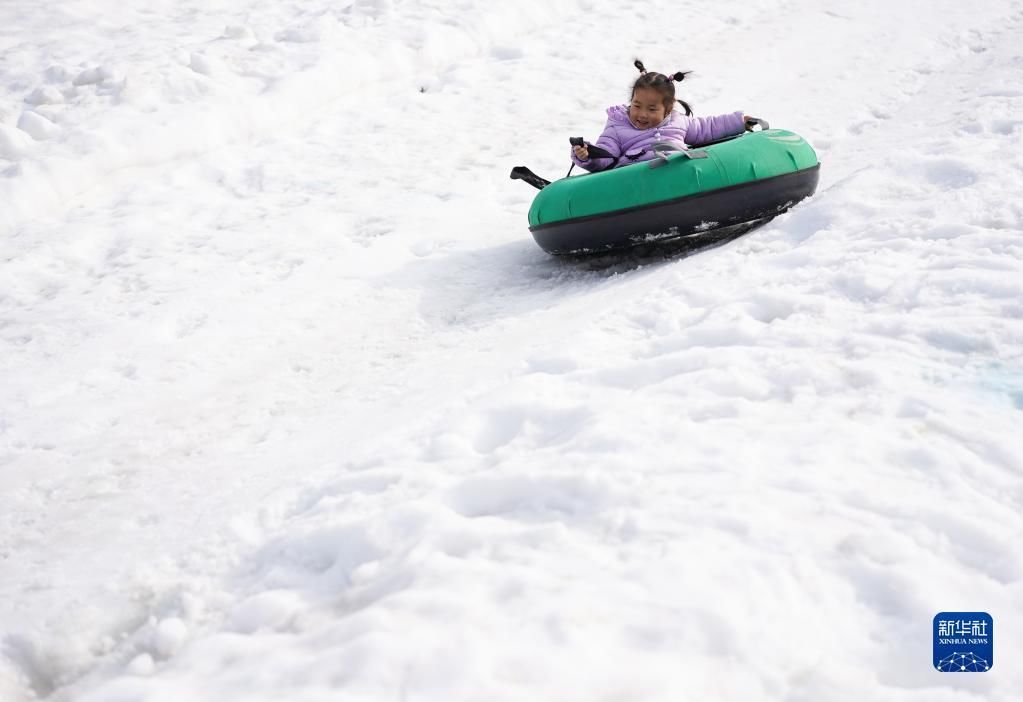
(445, 473, 612, 521)
(921, 158, 978, 189)
(17, 112, 60, 140)
(990, 119, 1023, 135)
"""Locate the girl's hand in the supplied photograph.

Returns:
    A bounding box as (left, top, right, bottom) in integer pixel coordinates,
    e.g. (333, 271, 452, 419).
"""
(572, 144, 589, 160)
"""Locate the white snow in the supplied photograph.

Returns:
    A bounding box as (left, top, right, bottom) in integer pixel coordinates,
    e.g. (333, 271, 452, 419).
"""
(2, 0, 1022, 700)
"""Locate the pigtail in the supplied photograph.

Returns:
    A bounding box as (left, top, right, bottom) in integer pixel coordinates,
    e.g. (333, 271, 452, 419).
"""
(668, 71, 693, 115)
(634, 59, 647, 74)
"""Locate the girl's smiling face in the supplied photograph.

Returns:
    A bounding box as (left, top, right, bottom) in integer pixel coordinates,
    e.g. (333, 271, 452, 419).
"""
(629, 86, 670, 128)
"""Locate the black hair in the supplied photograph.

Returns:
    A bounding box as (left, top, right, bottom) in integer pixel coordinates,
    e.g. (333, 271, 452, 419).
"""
(632, 59, 693, 116)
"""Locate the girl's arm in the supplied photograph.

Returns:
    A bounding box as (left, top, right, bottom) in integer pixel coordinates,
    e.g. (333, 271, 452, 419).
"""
(684, 110, 746, 146)
(571, 122, 621, 172)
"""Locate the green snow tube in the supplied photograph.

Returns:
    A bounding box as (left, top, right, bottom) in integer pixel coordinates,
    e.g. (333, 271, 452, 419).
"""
(528, 129, 820, 255)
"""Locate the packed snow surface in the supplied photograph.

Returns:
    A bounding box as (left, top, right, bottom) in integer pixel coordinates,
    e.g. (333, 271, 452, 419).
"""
(2, 0, 1023, 700)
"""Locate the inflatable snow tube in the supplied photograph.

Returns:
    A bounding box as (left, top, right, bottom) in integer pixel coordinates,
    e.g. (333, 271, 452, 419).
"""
(528, 129, 820, 255)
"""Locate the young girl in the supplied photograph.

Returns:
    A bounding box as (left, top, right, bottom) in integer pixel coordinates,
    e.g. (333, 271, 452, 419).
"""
(571, 60, 750, 172)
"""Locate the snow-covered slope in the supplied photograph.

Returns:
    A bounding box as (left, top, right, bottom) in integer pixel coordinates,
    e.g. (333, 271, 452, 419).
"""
(2, 1, 1022, 700)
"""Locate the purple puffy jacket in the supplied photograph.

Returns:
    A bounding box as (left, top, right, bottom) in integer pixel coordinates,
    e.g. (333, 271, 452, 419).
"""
(571, 104, 746, 172)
